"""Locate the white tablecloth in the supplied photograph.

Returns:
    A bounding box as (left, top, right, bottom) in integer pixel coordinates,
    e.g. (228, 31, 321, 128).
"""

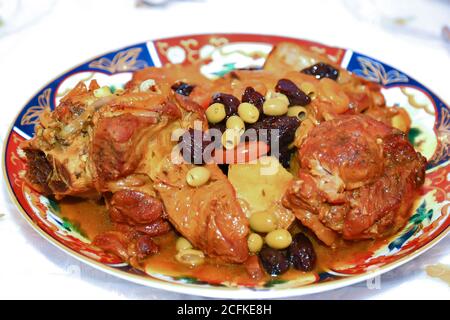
(0, 0, 449, 300)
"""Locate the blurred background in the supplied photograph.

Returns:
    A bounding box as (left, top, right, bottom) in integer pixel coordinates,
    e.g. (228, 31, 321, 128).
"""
(0, 0, 448, 108)
(0, 0, 449, 299)
(1, 0, 449, 41)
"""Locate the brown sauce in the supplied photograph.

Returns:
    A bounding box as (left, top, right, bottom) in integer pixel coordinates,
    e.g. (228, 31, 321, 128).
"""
(59, 199, 387, 285)
(58, 198, 112, 240)
(147, 232, 266, 286)
(146, 229, 384, 285)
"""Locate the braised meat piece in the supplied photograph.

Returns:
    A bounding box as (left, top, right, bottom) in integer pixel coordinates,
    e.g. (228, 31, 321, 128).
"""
(108, 189, 164, 225)
(298, 114, 391, 190)
(283, 114, 426, 246)
(21, 78, 183, 263)
(155, 164, 249, 264)
(90, 103, 178, 190)
(21, 81, 179, 198)
(21, 81, 99, 198)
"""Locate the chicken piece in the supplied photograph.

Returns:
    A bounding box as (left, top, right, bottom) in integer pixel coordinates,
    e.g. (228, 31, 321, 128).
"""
(155, 163, 249, 264)
(21, 80, 181, 198)
(21, 81, 100, 198)
(283, 114, 426, 246)
(299, 115, 392, 190)
(90, 102, 180, 190)
(21, 79, 182, 262)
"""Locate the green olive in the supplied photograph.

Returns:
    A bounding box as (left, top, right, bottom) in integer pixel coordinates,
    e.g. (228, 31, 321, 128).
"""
(277, 93, 290, 106)
(226, 115, 245, 132)
(238, 102, 260, 124)
(186, 166, 211, 187)
(265, 91, 290, 105)
(287, 106, 308, 120)
(221, 128, 242, 150)
(265, 229, 292, 249)
(263, 98, 289, 116)
(175, 249, 205, 267)
(176, 237, 193, 252)
(247, 233, 264, 253)
(249, 211, 278, 233)
(205, 103, 226, 124)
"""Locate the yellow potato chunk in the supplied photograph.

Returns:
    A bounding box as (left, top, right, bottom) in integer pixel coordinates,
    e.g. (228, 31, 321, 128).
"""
(228, 157, 295, 229)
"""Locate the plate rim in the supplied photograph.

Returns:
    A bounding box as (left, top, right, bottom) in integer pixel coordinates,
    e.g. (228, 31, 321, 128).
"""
(3, 32, 450, 299)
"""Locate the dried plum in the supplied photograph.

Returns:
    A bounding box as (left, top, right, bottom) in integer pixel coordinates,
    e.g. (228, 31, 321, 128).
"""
(301, 62, 339, 81)
(287, 233, 316, 271)
(249, 116, 300, 167)
(211, 93, 240, 117)
(242, 86, 265, 110)
(259, 247, 290, 276)
(275, 79, 311, 106)
(171, 82, 195, 96)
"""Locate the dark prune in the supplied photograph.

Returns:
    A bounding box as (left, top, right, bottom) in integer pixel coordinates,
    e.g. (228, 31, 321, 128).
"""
(301, 62, 339, 81)
(249, 116, 300, 167)
(259, 247, 290, 276)
(178, 129, 217, 164)
(171, 82, 195, 96)
(287, 233, 316, 271)
(250, 116, 300, 147)
(242, 87, 265, 110)
(211, 93, 240, 117)
(275, 79, 311, 106)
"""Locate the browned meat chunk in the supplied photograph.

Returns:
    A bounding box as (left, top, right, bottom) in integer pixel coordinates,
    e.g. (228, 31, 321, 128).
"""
(108, 190, 164, 225)
(283, 114, 426, 246)
(91, 113, 159, 184)
(23, 149, 53, 195)
(155, 164, 249, 264)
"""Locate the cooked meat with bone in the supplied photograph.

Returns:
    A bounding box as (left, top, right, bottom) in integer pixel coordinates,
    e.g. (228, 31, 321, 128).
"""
(283, 114, 426, 246)
(22, 81, 99, 198)
(155, 164, 249, 263)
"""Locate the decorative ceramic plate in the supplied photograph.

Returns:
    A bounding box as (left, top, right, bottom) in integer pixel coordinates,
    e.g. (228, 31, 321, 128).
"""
(4, 33, 449, 298)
